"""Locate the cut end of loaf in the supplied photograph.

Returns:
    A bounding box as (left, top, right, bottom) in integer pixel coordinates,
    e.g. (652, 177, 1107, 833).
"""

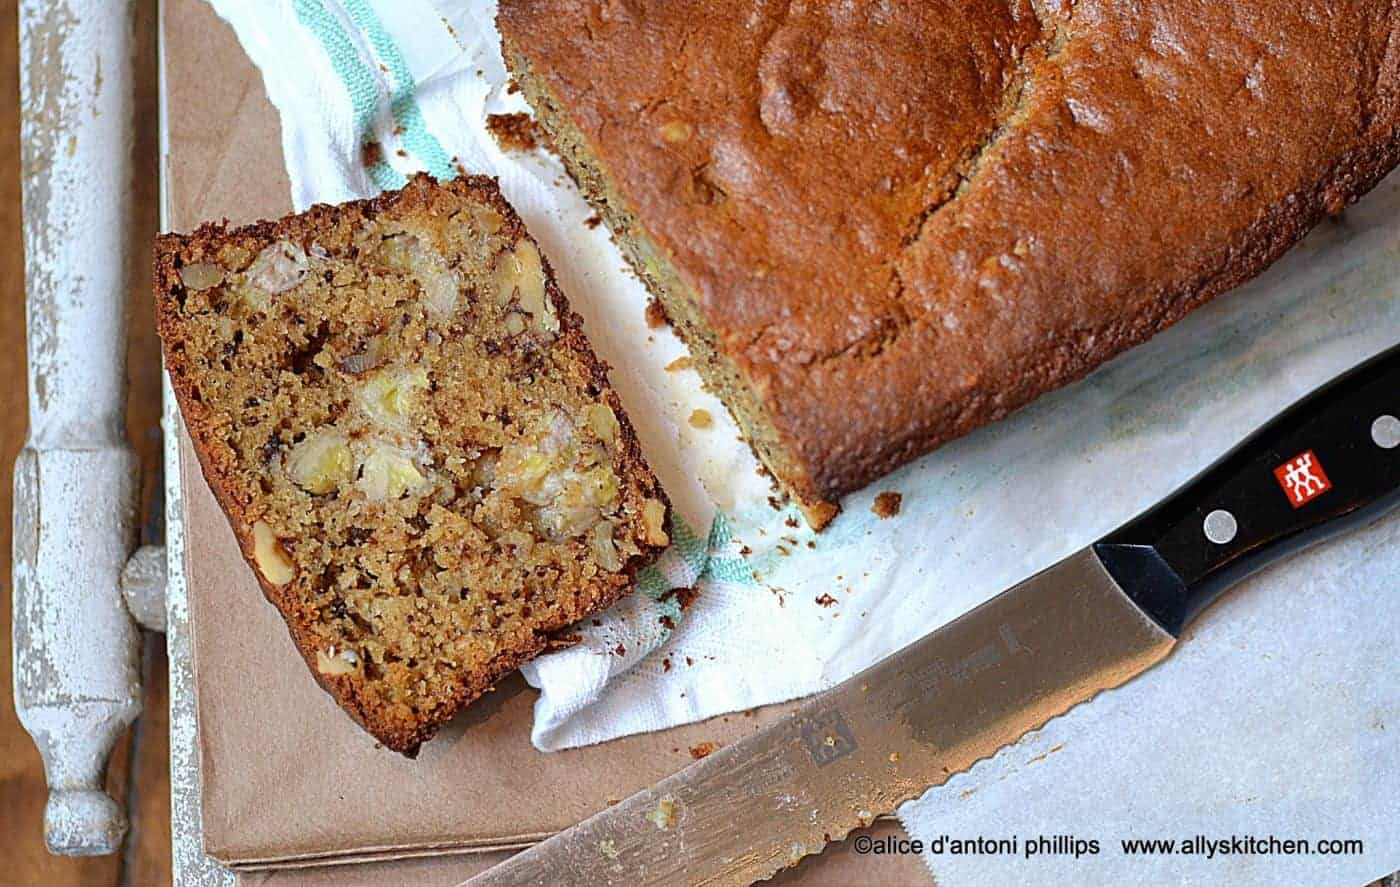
(500, 36, 842, 531)
(155, 174, 670, 754)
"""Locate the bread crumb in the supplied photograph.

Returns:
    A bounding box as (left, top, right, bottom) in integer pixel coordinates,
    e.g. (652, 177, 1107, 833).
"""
(815, 593, 837, 607)
(689, 742, 720, 760)
(665, 356, 693, 372)
(360, 140, 384, 167)
(872, 491, 903, 518)
(688, 408, 713, 429)
(486, 112, 542, 152)
(661, 586, 700, 610)
(647, 797, 679, 830)
(645, 297, 669, 328)
(584, 214, 602, 229)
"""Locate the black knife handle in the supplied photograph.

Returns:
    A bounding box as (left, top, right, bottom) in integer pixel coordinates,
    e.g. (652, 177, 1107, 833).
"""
(1094, 343, 1400, 636)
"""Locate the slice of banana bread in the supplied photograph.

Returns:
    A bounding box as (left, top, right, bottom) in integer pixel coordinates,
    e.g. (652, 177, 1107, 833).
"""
(155, 174, 670, 755)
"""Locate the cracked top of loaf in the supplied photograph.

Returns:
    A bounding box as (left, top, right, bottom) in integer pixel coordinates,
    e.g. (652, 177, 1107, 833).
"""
(155, 175, 670, 754)
(500, 0, 1400, 513)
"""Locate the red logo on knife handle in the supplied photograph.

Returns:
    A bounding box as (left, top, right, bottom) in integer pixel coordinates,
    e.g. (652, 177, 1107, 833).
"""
(1273, 450, 1332, 509)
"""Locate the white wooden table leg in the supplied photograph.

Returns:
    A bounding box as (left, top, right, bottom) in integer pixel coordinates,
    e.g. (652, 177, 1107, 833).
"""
(13, 0, 143, 856)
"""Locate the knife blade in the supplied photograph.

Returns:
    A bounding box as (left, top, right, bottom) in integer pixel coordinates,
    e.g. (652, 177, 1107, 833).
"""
(466, 342, 1400, 887)
(467, 550, 1172, 886)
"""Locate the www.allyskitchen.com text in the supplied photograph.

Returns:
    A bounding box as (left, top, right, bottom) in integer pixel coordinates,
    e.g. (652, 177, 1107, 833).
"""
(852, 832, 1364, 860)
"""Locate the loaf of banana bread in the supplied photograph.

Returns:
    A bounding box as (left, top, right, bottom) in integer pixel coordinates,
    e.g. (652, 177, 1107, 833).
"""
(499, 0, 1400, 528)
(155, 174, 670, 754)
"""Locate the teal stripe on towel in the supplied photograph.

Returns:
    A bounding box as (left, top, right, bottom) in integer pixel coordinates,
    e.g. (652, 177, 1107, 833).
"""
(292, 0, 405, 191)
(341, 0, 458, 181)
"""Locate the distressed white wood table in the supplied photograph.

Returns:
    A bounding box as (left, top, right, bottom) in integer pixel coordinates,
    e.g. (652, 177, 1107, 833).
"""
(11, 0, 226, 878)
(11, 1, 1399, 885)
(14, 0, 159, 858)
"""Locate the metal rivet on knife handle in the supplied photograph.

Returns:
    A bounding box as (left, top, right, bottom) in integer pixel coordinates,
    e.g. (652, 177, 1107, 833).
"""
(1202, 509, 1238, 545)
(1373, 414, 1400, 450)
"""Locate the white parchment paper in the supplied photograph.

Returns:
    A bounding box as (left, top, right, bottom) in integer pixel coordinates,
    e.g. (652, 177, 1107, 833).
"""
(473, 59, 1400, 885)
(217, 1, 1399, 881)
(448, 18, 1400, 875)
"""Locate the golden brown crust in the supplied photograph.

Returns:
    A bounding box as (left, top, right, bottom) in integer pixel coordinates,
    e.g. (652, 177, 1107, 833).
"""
(500, 0, 1400, 521)
(155, 174, 670, 755)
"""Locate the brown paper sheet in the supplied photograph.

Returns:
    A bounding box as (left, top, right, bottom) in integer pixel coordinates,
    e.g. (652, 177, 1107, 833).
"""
(234, 852, 509, 887)
(165, 0, 930, 882)
(229, 821, 916, 887)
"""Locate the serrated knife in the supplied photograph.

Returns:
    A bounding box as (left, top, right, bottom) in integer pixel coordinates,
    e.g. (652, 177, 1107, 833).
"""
(465, 343, 1400, 887)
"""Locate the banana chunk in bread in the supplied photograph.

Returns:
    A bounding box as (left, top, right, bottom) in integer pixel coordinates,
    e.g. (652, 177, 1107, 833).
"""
(156, 174, 670, 755)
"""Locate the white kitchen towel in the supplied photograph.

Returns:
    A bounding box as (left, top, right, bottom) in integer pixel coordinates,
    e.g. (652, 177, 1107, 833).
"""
(207, 3, 1400, 884)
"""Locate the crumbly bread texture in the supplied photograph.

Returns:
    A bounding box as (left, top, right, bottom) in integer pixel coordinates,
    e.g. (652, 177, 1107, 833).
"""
(499, 1, 1400, 528)
(155, 175, 670, 755)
